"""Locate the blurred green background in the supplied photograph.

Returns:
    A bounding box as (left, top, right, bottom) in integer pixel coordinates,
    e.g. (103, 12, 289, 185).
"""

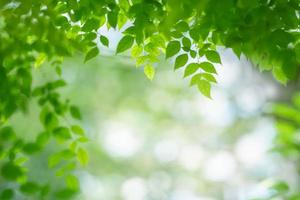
(7, 48, 300, 200)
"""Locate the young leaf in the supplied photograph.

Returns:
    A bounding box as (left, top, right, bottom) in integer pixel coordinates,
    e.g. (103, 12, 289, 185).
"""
(131, 45, 143, 58)
(205, 50, 221, 63)
(144, 64, 155, 80)
(202, 73, 217, 83)
(100, 35, 109, 47)
(84, 47, 99, 63)
(184, 63, 199, 77)
(71, 125, 85, 136)
(197, 79, 211, 98)
(34, 53, 47, 68)
(190, 73, 201, 86)
(65, 175, 79, 190)
(77, 147, 89, 166)
(166, 41, 181, 59)
(116, 35, 134, 54)
(53, 127, 71, 141)
(174, 54, 188, 70)
(199, 62, 217, 74)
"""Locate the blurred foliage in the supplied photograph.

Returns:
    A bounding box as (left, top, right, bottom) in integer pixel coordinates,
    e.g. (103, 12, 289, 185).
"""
(259, 93, 300, 200)
(0, 0, 299, 199)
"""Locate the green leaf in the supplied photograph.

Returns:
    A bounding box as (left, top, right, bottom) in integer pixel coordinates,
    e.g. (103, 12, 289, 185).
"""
(48, 150, 75, 168)
(144, 64, 155, 80)
(190, 73, 201, 86)
(82, 18, 100, 32)
(205, 50, 221, 63)
(131, 45, 143, 58)
(184, 63, 199, 77)
(84, 47, 99, 63)
(0, 127, 15, 141)
(66, 175, 79, 190)
(170, 31, 182, 39)
(202, 73, 217, 83)
(41, 111, 59, 131)
(48, 79, 67, 90)
(182, 37, 191, 49)
(55, 188, 77, 199)
(175, 21, 189, 32)
(271, 181, 289, 194)
(116, 35, 134, 54)
(166, 41, 181, 59)
(190, 50, 197, 58)
(20, 182, 40, 195)
(197, 80, 211, 98)
(71, 125, 85, 136)
(78, 136, 89, 143)
(189, 26, 201, 41)
(36, 132, 50, 147)
(70, 106, 81, 120)
(107, 10, 118, 28)
(53, 127, 71, 141)
(34, 53, 47, 68)
(272, 65, 288, 85)
(1, 162, 23, 181)
(175, 54, 188, 70)
(77, 147, 89, 166)
(0, 189, 14, 200)
(100, 35, 109, 47)
(40, 185, 50, 197)
(199, 62, 217, 74)
(22, 143, 41, 155)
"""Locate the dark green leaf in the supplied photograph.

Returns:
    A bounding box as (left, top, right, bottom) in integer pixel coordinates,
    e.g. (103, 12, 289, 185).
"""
(174, 54, 188, 70)
(20, 182, 40, 195)
(70, 106, 81, 120)
(53, 127, 71, 141)
(100, 35, 109, 47)
(182, 37, 191, 49)
(0, 189, 14, 200)
(84, 47, 99, 63)
(82, 18, 100, 32)
(55, 188, 77, 199)
(190, 50, 197, 58)
(166, 41, 181, 59)
(107, 11, 118, 28)
(116, 35, 134, 54)
(1, 162, 23, 180)
(22, 143, 41, 155)
(36, 132, 50, 146)
(0, 127, 15, 141)
(175, 21, 189, 32)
